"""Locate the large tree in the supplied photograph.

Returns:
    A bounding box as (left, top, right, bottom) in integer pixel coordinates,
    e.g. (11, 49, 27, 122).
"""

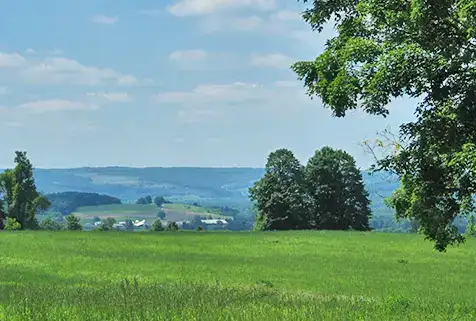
(0, 151, 50, 229)
(249, 149, 309, 230)
(306, 147, 372, 231)
(292, 0, 476, 251)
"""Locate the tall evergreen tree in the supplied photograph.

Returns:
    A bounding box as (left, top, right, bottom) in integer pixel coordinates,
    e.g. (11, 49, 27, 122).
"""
(249, 149, 309, 230)
(0, 151, 50, 229)
(305, 147, 372, 231)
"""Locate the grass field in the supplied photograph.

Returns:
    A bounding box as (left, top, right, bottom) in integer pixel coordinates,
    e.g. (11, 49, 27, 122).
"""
(0, 231, 475, 320)
(72, 203, 228, 224)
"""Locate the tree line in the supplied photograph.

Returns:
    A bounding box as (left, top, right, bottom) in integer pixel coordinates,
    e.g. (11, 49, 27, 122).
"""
(46, 191, 122, 216)
(250, 147, 372, 231)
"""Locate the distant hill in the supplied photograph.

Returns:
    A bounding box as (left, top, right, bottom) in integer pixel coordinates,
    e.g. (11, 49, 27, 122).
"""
(1, 167, 400, 216)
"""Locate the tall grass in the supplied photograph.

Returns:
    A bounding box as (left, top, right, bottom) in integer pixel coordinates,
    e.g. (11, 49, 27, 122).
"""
(0, 231, 475, 320)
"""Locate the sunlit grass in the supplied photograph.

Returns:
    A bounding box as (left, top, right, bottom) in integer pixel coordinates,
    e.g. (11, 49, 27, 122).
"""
(0, 231, 475, 320)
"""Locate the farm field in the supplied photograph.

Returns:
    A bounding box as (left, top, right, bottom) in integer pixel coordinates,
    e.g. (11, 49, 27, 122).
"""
(72, 203, 228, 224)
(0, 231, 475, 320)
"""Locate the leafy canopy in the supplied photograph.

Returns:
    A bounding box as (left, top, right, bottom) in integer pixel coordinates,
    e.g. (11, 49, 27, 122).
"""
(306, 147, 372, 231)
(0, 151, 50, 230)
(250, 147, 371, 231)
(293, 0, 476, 251)
(249, 149, 309, 230)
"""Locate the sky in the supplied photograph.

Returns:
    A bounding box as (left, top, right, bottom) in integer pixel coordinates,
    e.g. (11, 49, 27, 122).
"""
(0, 0, 416, 169)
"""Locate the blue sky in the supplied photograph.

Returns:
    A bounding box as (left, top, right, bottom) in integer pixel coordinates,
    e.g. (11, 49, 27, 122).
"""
(0, 0, 415, 169)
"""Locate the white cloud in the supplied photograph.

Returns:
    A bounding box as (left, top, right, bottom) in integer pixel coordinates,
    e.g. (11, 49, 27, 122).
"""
(18, 99, 98, 114)
(169, 49, 208, 61)
(0, 53, 26, 68)
(250, 53, 294, 69)
(156, 81, 315, 124)
(0, 51, 139, 86)
(85, 92, 132, 102)
(168, 0, 276, 17)
(92, 15, 119, 25)
(156, 82, 264, 104)
(24, 48, 65, 56)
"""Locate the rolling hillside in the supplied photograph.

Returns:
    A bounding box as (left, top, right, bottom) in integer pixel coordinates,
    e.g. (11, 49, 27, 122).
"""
(1, 167, 400, 216)
(73, 203, 230, 224)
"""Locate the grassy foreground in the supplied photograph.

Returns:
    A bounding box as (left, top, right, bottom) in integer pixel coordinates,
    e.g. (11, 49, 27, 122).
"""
(0, 231, 475, 320)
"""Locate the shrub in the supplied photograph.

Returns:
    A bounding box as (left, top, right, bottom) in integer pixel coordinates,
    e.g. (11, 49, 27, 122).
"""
(40, 217, 64, 231)
(97, 217, 117, 231)
(166, 221, 179, 232)
(4, 217, 21, 231)
(151, 219, 164, 232)
(65, 214, 82, 231)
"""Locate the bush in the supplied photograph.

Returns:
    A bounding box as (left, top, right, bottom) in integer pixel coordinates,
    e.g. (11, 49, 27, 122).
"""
(166, 221, 179, 232)
(5, 217, 21, 231)
(196, 226, 205, 232)
(65, 214, 82, 231)
(40, 217, 64, 231)
(97, 217, 117, 231)
(151, 219, 164, 232)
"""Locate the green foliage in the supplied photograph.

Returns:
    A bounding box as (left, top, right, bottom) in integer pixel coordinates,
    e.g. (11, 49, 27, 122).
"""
(4, 217, 21, 231)
(156, 210, 166, 219)
(136, 196, 154, 205)
(465, 215, 476, 237)
(92, 216, 101, 223)
(39, 217, 64, 231)
(97, 217, 117, 231)
(0, 151, 50, 230)
(166, 221, 179, 232)
(153, 196, 168, 207)
(293, 0, 476, 251)
(46, 191, 121, 216)
(151, 219, 164, 232)
(65, 214, 82, 231)
(249, 149, 309, 230)
(306, 147, 372, 231)
(250, 147, 371, 231)
(136, 197, 147, 205)
(0, 232, 475, 319)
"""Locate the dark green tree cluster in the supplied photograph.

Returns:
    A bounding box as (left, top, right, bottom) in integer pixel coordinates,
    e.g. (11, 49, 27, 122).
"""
(136, 196, 152, 205)
(0, 151, 51, 230)
(137, 195, 171, 206)
(150, 220, 179, 232)
(46, 192, 122, 216)
(292, 0, 476, 251)
(250, 147, 371, 231)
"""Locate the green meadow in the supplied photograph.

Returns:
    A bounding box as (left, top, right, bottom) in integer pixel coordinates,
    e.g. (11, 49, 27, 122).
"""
(1, 231, 475, 320)
(72, 203, 228, 225)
